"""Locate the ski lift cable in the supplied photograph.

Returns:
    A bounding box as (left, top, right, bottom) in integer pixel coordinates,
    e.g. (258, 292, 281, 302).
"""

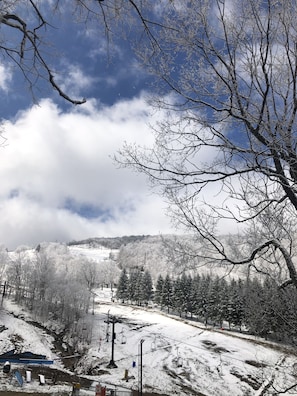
(115, 340, 280, 370)
(116, 329, 283, 369)
(100, 308, 278, 368)
(100, 312, 284, 369)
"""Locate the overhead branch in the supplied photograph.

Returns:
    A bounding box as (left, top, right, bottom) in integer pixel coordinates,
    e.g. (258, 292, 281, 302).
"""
(1, 6, 86, 105)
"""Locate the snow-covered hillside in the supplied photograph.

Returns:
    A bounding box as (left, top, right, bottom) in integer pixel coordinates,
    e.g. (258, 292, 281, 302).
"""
(0, 289, 296, 395)
(68, 244, 117, 263)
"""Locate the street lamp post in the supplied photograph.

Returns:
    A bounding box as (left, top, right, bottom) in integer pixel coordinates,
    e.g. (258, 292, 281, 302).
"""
(139, 339, 144, 396)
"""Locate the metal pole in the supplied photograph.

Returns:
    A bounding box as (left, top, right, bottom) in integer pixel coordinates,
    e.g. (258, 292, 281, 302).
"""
(107, 317, 117, 368)
(111, 320, 115, 363)
(139, 339, 144, 396)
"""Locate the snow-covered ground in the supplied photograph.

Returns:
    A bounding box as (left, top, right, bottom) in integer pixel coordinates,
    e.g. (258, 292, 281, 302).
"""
(0, 289, 297, 395)
(85, 289, 297, 395)
(68, 245, 117, 263)
(0, 299, 72, 394)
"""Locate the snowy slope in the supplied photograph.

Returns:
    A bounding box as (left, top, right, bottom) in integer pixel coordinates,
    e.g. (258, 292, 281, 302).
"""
(68, 245, 117, 263)
(76, 289, 297, 396)
(0, 291, 296, 395)
(0, 300, 70, 394)
(56, 244, 297, 394)
(1, 241, 297, 395)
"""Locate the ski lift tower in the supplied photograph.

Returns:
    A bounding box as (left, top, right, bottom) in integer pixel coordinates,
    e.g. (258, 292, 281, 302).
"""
(106, 315, 120, 369)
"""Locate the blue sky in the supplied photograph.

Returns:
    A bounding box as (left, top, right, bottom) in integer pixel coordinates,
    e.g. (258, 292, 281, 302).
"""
(0, 3, 177, 249)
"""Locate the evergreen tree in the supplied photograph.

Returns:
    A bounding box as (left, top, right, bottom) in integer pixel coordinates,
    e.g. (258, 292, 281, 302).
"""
(127, 268, 144, 305)
(277, 286, 297, 343)
(227, 279, 245, 330)
(245, 278, 265, 336)
(260, 277, 281, 340)
(216, 277, 229, 327)
(190, 274, 201, 319)
(135, 270, 144, 305)
(127, 269, 138, 303)
(185, 275, 194, 318)
(195, 274, 212, 325)
(141, 270, 153, 305)
(192, 275, 211, 324)
(162, 274, 173, 313)
(154, 275, 164, 307)
(207, 276, 220, 325)
(172, 276, 184, 317)
(116, 268, 129, 303)
(172, 274, 192, 317)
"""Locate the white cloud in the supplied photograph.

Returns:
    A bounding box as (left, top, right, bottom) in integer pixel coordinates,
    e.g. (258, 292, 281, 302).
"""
(0, 64, 12, 92)
(0, 96, 176, 249)
(56, 64, 96, 99)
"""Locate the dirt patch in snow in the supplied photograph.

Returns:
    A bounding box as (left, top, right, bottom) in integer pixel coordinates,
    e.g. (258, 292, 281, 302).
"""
(245, 359, 267, 368)
(230, 367, 261, 390)
(162, 364, 207, 395)
(201, 339, 230, 354)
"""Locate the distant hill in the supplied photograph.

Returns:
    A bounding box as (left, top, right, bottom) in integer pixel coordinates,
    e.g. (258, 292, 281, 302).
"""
(67, 235, 151, 250)
(67, 234, 249, 282)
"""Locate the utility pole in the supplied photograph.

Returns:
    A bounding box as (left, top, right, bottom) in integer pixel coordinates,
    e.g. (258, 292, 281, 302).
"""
(138, 339, 144, 396)
(105, 310, 110, 342)
(2, 281, 6, 298)
(106, 315, 119, 369)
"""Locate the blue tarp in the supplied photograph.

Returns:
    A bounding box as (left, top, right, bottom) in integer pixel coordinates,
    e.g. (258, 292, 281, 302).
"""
(0, 350, 53, 364)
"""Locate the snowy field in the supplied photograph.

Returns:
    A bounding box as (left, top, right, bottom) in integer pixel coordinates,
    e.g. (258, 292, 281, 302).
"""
(0, 288, 297, 395)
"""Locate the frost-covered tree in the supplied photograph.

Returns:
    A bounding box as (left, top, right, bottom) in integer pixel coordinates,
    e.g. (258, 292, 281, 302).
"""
(6, 245, 31, 303)
(24, 250, 56, 314)
(0, 1, 156, 105)
(0, 246, 8, 283)
(117, 236, 172, 282)
(4, 243, 98, 331)
(119, 0, 297, 290)
(100, 259, 120, 289)
(80, 259, 100, 292)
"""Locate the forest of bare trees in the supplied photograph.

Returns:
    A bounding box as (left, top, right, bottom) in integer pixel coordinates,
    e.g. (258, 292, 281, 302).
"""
(0, 243, 119, 346)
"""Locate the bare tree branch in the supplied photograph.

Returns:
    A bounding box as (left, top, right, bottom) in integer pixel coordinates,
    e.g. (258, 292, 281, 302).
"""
(118, 0, 297, 289)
